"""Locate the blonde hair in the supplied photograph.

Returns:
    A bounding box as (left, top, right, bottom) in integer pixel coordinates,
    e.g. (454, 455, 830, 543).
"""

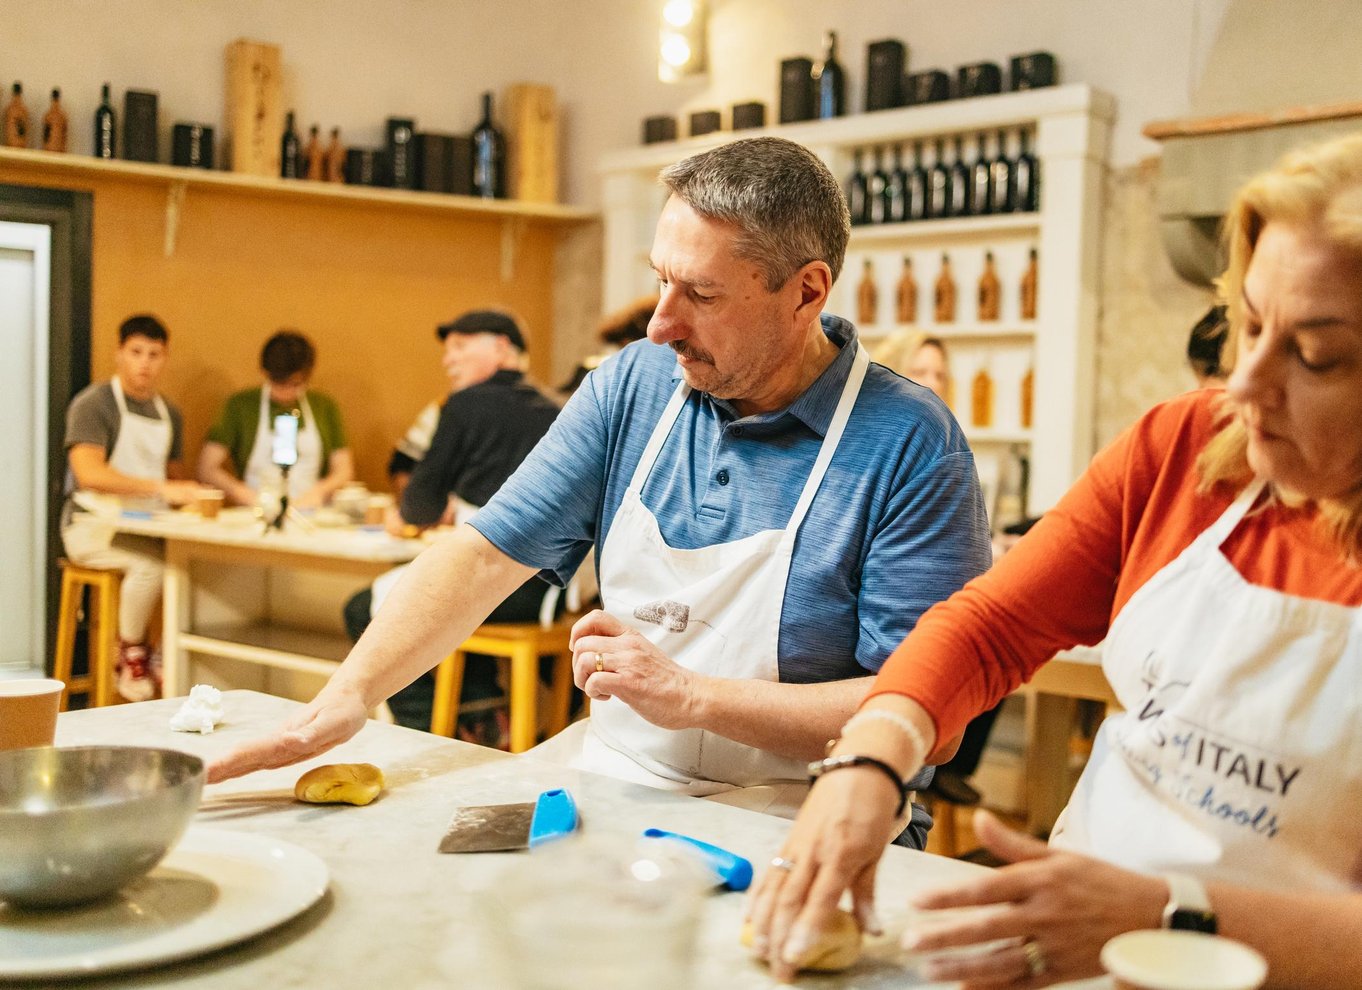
(871, 330, 948, 378)
(1198, 132, 1362, 559)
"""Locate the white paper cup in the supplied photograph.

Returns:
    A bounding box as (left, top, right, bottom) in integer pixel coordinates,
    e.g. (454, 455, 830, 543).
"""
(0, 678, 64, 750)
(1101, 930, 1268, 990)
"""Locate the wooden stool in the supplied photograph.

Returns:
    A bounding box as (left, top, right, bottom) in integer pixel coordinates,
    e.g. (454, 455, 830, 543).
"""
(923, 793, 963, 858)
(430, 614, 578, 753)
(52, 559, 122, 711)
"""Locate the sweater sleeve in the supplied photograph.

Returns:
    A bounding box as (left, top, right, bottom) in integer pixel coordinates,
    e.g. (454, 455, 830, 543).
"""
(866, 397, 1190, 745)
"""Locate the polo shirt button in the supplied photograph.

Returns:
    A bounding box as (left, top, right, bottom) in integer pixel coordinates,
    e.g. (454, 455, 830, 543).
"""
(731, 426, 744, 437)
(716, 469, 730, 485)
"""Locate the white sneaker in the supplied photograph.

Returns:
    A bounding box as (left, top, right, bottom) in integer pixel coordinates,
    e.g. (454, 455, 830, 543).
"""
(116, 642, 156, 703)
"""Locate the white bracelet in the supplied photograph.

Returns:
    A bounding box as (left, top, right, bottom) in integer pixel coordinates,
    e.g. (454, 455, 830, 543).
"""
(841, 708, 930, 762)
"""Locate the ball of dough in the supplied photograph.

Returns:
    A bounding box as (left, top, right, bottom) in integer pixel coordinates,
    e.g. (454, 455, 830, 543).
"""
(740, 910, 862, 973)
(294, 763, 385, 806)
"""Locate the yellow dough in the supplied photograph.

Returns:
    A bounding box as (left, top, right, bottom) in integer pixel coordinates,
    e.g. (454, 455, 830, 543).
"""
(294, 763, 385, 806)
(741, 910, 862, 973)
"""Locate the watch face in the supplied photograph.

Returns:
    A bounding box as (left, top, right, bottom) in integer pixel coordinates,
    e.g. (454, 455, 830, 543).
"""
(1169, 908, 1218, 934)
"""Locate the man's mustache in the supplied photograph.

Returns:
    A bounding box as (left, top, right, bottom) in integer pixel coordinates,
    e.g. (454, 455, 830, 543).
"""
(671, 341, 714, 364)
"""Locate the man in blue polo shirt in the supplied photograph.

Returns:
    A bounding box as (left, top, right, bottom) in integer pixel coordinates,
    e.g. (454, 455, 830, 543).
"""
(209, 137, 990, 847)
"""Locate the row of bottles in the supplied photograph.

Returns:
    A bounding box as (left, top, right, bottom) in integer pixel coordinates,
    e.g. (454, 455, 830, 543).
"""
(966, 364, 1034, 430)
(857, 247, 1038, 325)
(279, 114, 346, 181)
(847, 129, 1039, 225)
(3, 83, 70, 152)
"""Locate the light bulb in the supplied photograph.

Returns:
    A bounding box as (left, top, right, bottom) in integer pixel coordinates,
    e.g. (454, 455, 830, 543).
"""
(663, 0, 694, 27)
(661, 34, 692, 67)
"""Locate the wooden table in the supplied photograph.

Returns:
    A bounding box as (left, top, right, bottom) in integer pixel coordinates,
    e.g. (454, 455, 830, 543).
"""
(112, 513, 423, 701)
(18, 691, 1121, 990)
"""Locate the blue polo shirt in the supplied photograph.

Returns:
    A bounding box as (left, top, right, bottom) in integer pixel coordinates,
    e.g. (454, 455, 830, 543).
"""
(472, 313, 991, 683)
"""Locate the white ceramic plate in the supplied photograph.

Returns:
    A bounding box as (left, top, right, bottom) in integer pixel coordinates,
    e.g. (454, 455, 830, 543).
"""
(0, 827, 329, 981)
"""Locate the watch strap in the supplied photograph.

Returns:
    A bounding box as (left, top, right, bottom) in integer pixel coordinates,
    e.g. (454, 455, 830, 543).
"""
(1162, 871, 1217, 933)
(807, 754, 909, 818)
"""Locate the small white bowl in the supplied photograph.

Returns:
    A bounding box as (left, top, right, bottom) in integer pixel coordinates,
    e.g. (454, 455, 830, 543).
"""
(1101, 930, 1267, 990)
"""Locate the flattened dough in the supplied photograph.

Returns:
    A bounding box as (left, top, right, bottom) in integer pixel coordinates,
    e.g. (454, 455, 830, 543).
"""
(741, 909, 862, 972)
(294, 763, 385, 806)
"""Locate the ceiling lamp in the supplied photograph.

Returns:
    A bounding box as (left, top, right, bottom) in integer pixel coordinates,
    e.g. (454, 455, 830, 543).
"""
(659, 0, 707, 82)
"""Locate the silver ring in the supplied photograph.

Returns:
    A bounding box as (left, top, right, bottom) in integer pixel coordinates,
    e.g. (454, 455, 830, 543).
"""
(1022, 939, 1047, 978)
(770, 856, 796, 872)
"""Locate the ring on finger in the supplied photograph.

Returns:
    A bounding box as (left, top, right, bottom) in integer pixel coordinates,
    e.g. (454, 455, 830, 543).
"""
(594, 653, 605, 673)
(770, 856, 796, 872)
(1022, 938, 1047, 978)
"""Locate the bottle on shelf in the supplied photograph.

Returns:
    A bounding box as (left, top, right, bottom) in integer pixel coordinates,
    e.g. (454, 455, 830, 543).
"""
(304, 124, 325, 180)
(846, 149, 869, 225)
(883, 145, 907, 224)
(947, 135, 970, 217)
(93, 83, 116, 159)
(906, 141, 929, 222)
(866, 147, 889, 225)
(971, 364, 994, 428)
(927, 139, 950, 221)
(472, 91, 506, 199)
(1013, 128, 1040, 212)
(977, 250, 1001, 321)
(895, 255, 917, 324)
(42, 88, 68, 153)
(280, 111, 301, 178)
(4, 82, 30, 149)
(324, 127, 346, 183)
(934, 252, 957, 323)
(1020, 366, 1034, 429)
(990, 129, 1014, 213)
(856, 258, 878, 325)
(970, 132, 992, 215)
(812, 30, 846, 119)
(1020, 247, 1039, 320)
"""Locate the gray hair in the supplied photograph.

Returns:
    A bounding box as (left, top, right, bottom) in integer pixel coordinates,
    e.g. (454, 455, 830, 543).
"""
(659, 137, 850, 290)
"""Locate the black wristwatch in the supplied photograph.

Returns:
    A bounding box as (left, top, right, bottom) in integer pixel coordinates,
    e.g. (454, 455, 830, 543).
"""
(1162, 872, 1217, 934)
(807, 754, 910, 818)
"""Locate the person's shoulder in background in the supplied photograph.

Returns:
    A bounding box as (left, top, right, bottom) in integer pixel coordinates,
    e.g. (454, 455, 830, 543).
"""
(64, 381, 118, 449)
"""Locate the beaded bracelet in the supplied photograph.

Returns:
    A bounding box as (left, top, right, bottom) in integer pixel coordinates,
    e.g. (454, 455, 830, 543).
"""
(841, 708, 930, 762)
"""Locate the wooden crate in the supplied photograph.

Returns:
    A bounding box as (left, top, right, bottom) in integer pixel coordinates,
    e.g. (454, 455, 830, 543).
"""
(503, 83, 558, 204)
(226, 38, 283, 177)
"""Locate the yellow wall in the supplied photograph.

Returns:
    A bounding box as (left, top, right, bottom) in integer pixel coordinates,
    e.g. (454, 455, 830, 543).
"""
(1, 165, 563, 491)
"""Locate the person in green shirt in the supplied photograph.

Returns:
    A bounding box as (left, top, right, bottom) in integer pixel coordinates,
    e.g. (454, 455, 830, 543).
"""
(197, 330, 353, 509)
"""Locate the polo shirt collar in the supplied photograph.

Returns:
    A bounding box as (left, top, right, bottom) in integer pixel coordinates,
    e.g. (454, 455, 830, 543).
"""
(670, 313, 858, 437)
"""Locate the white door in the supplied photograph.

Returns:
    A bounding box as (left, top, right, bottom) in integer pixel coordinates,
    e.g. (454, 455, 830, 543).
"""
(0, 221, 52, 672)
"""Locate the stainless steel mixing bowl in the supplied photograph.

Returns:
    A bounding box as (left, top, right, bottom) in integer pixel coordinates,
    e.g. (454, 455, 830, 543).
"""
(0, 745, 204, 908)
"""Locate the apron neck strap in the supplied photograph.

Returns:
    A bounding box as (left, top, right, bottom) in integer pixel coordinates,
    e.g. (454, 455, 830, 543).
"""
(1202, 477, 1269, 547)
(111, 375, 169, 421)
(627, 376, 692, 493)
(785, 343, 869, 535)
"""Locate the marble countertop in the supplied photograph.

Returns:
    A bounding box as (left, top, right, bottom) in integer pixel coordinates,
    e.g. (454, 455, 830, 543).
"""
(21, 692, 1102, 989)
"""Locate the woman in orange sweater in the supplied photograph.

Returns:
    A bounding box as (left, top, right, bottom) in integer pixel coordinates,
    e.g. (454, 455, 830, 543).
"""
(749, 133, 1362, 987)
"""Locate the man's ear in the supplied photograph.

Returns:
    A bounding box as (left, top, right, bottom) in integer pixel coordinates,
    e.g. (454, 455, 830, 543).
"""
(792, 260, 833, 325)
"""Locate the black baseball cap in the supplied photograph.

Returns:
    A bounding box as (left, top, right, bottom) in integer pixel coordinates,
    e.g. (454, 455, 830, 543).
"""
(436, 310, 527, 351)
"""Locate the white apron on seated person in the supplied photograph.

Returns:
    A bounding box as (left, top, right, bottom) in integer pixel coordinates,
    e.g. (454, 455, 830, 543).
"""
(69, 376, 174, 537)
(1051, 479, 1362, 892)
(531, 346, 870, 820)
(243, 389, 323, 502)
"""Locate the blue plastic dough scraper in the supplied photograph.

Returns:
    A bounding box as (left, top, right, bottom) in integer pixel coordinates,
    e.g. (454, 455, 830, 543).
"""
(438, 788, 579, 853)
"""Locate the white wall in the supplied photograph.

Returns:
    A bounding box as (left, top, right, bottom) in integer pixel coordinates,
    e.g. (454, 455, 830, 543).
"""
(4, 0, 1233, 206)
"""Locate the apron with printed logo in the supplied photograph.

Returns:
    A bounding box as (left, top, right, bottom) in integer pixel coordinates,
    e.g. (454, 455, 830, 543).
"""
(1051, 480, 1362, 892)
(561, 345, 870, 810)
(243, 389, 324, 502)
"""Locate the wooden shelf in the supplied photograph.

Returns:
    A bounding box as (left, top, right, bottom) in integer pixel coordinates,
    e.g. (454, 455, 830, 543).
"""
(0, 146, 598, 225)
(849, 214, 1039, 246)
(963, 428, 1033, 445)
(862, 322, 1036, 341)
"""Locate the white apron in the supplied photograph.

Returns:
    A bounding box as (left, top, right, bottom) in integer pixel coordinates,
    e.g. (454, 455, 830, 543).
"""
(546, 345, 870, 815)
(243, 389, 324, 502)
(1051, 479, 1362, 892)
(70, 377, 173, 535)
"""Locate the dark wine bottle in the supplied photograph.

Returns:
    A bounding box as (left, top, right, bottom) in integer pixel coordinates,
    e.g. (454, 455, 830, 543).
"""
(94, 83, 116, 159)
(990, 128, 1015, 213)
(812, 30, 846, 119)
(472, 91, 505, 199)
(884, 145, 908, 224)
(947, 136, 970, 217)
(970, 133, 992, 215)
(845, 149, 868, 225)
(926, 139, 949, 221)
(1013, 128, 1040, 212)
(905, 141, 929, 222)
(280, 111, 301, 179)
(866, 147, 889, 224)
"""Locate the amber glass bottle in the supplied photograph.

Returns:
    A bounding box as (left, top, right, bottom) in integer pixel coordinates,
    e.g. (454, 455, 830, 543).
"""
(971, 366, 994, 428)
(895, 256, 917, 324)
(977, 250, 1001, 321)
(1020, 366, 1034, 429)
(934, 252, 957, 323)
(856, 258, 878, 325)
(1020, 247, 1039, 320)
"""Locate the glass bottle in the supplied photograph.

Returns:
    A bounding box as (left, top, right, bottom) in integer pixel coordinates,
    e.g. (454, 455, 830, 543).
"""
(42, 88, 68, 152)
(1020, 247, 1039, 320)
(905, 141, 929, 222)
(927, 139, 950, 221)
(280, 111, 301, 178)
(93, 83, 116, 159)
(1013, 128, 1040, 212)
(4, 82, 30, 149)
(472, 91, 506, 199)
(933, 252, 957, 323)
(970, 132, 992, 215)
(990, 129, 1014, 213)
(977, 251, 1001, 321)
(812, 30, 846, 119)
(971, 365, 994, 428)
(304, 124, 325, 180)
(895, 255, 917, 324)
(1020, 366, 1035, 429)
(947, 135, 970, 217)
(846, 149, 869, 226)
(325, 127, 346, 183)
(883, 145, 907, 224)
(856, 258, 878, 325)
(866, 147, 889, 225)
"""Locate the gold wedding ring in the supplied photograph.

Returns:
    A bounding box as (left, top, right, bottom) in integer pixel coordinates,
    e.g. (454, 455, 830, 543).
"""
(594, 654, 605, 673)
(1023, 938, 1047, 977)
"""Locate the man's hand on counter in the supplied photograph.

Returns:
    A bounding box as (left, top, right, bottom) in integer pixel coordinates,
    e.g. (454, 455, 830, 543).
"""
(160, 480, 210, 507)
(570, 609, 704, 731)
(206, 686, 369, 783)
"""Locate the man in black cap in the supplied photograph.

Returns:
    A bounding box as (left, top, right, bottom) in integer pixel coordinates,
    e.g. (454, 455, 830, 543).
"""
(342, 309, 560, 735)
